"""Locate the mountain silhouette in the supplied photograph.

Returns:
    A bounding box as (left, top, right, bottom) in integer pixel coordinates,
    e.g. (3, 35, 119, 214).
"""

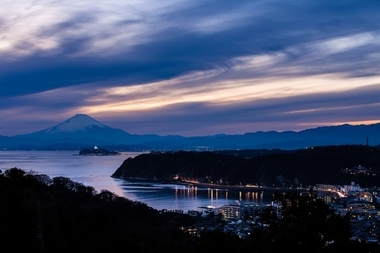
(1, 114, 380, 150)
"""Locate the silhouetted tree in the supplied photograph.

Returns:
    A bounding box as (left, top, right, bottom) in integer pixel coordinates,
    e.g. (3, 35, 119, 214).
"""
(246, 191, 352, 253)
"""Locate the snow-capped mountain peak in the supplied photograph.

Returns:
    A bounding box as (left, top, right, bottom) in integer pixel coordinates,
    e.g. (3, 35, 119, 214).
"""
(44, 114, 111, 133)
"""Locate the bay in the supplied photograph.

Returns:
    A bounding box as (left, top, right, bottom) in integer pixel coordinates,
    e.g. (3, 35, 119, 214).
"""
(0, 150, 273, 211)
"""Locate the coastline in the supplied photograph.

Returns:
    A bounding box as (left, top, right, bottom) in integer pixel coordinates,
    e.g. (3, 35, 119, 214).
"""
(175, 181, 309, 193)
(114, 176, 309, 193)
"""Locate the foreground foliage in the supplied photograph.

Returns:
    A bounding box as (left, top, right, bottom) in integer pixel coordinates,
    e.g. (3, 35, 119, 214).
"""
(1, 168, 379, 252)
(0, 168, 194, 252)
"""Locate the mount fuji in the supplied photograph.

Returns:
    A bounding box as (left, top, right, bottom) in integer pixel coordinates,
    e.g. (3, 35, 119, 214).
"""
(42, 114, 112, 133)
(8, 114, 163, 150)
(18, 114, 130, 142)
(21, 114, 132, 140)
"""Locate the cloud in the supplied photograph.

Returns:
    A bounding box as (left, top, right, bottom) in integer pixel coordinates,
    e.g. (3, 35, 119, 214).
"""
(4, 69, 379, 136)
(1, 0, 380, 135)
(127, 82, 380, 135)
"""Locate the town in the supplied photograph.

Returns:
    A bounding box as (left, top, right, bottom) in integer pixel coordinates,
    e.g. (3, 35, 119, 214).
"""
(166, 176, 380, 246)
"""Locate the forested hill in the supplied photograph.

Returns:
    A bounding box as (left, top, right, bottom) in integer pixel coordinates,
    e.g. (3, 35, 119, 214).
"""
(112, 145, 380, 188)
(0, 168, 195, 252)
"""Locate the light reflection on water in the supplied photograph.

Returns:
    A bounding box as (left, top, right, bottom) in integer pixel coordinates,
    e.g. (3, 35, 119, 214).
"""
(118, 180, 273, 211)
(0, 151, 274, 211)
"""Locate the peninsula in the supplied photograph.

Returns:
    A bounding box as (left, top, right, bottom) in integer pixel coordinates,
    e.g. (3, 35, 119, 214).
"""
(111, 145, 380, 188)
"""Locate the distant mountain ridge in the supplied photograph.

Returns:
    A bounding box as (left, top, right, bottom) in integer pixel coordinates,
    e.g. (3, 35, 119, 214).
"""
(1, 114, 380, 150)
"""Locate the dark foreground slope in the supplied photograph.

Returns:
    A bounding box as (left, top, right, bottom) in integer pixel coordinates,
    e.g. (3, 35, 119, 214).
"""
(0, 168, 195, 253)
(112, 145, 380, 188)
(2, 168, 380, 253)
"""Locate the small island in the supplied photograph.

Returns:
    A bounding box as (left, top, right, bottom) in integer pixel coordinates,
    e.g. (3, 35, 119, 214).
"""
(79, 146, 121, 156)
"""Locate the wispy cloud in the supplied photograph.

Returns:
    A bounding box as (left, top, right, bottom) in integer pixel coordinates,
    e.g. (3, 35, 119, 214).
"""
(1, 0, 380, 135)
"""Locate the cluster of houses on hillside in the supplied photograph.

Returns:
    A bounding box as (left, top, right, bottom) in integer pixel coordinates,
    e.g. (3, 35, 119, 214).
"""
(342, 165, 377, 176)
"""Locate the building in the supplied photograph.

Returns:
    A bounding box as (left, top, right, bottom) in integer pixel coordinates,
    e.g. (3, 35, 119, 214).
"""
(219, 203, 243, 220)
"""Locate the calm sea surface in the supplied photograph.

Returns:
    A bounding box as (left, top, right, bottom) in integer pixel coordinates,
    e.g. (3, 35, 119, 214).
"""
(0, 151, 273, 211)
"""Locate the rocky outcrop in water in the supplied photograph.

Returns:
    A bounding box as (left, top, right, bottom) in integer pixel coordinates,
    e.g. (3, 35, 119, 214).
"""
(79, 146, 121, 156)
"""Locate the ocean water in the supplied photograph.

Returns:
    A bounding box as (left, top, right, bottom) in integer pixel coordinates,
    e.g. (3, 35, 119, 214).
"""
(0, 151, 273, 211)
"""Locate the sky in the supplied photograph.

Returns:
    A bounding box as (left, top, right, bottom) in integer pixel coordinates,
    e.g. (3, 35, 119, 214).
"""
(1, 0, 380, 136)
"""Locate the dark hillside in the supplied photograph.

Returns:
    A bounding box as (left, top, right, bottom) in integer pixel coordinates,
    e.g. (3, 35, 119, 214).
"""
(239, 145, 380, 187)
(113, 145, 380, 188)
(1, 168, 379, 252)
(112, 150, 246, 183)
(0, 168, 194, 253)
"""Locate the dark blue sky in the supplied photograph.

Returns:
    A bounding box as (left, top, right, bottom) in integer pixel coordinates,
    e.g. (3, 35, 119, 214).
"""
(1, 0, 380, 136)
